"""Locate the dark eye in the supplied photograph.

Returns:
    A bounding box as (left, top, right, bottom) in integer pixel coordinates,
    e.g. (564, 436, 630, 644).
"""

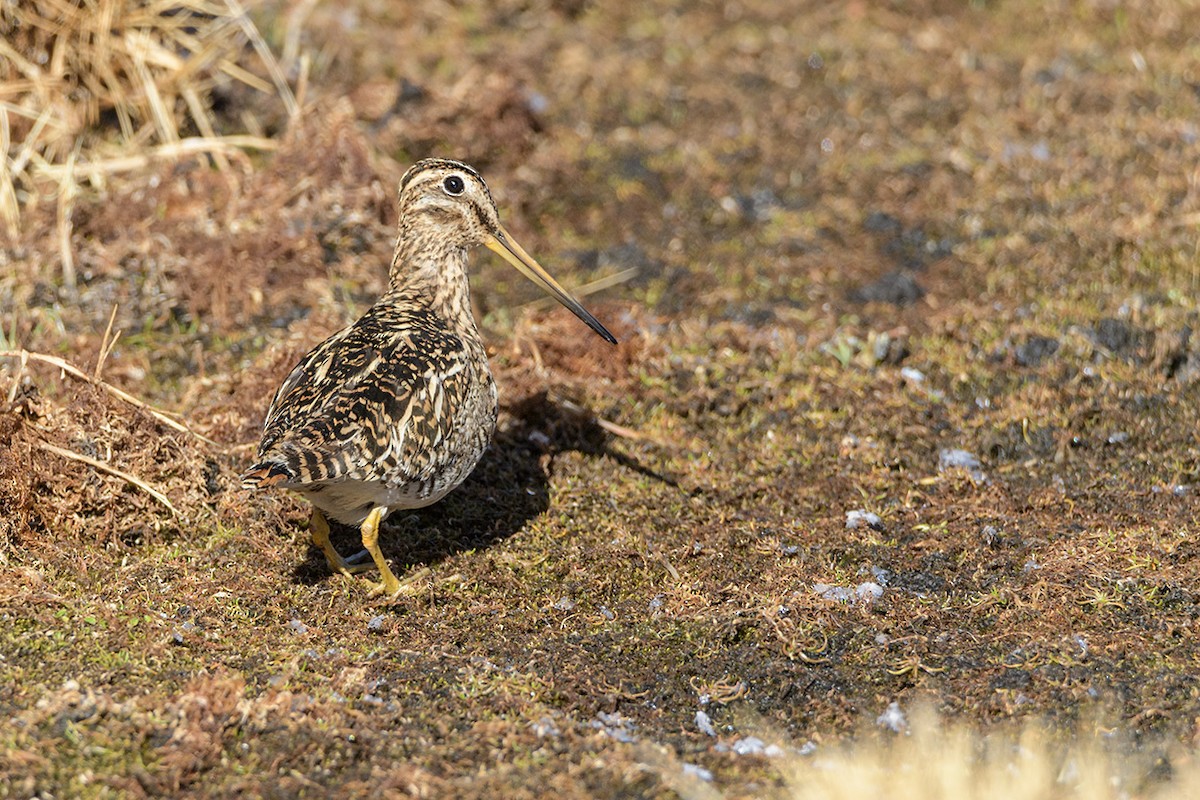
(443, 175, 465, 195)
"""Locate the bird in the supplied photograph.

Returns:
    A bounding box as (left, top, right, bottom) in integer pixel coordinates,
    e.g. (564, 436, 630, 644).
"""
(242, 158, 617, 597)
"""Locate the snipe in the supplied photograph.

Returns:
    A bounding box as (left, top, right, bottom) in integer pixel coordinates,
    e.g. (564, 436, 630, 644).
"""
(242, 159, 616, 596)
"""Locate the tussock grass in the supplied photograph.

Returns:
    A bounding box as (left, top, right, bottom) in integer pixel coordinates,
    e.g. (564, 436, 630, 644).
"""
(0, 0, 294, 282)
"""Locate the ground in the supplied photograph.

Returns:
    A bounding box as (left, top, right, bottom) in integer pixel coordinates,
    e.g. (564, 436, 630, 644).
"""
(3, 1, 1200, 797)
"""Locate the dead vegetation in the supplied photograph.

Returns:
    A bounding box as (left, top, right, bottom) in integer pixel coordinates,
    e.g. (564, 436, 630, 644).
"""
(0, 0, 296, 287)
(0, 347, 221, 552)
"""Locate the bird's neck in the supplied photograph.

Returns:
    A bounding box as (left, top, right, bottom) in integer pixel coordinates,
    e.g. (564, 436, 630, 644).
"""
(385, 233, 476, 332)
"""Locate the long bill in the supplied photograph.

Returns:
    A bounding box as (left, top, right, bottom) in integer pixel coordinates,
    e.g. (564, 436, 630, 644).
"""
(484, 225, 618, 345)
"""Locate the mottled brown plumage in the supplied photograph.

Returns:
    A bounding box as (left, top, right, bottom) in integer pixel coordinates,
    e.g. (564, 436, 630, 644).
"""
(243, 158, 616, 596)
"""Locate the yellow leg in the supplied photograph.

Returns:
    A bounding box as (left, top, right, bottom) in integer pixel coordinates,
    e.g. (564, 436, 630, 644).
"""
(361, 506, 410, 597)
(311, 509, 373, 577)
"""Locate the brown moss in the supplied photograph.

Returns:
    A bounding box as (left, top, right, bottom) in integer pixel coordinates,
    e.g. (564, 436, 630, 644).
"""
(0, 374, 222, 553)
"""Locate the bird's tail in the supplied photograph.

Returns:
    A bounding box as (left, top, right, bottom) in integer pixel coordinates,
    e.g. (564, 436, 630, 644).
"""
(240, 462, 294, 490)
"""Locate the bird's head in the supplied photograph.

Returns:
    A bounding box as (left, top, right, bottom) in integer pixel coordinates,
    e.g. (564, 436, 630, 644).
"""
(397, 158, 617, 345)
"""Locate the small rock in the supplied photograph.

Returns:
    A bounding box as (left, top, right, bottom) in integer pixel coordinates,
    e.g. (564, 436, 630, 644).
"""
(525, 90, 548, 115)
(732, 736, 767, 756)
(870, 333, 893, 364)
(552, 597, 576, 612)
(599, 606, 616, 620)
(813, 583, 854, 603)
(592, 712, 637, 743)
(730, 737, 785, 757)
(814, 581, 882, 605)
(728, 189, 780, 222)
(695, 710, 717, 737)
(846, 509, 884, 531)
(288, 619, 308, 635)
(533, 716, 561, 738)
(900, 366, 925, 383)
(681, 763, 714, 782)
(939, 448, 987, 483)
(856, 582, 884, 603)
(367, 615, 385, 633)
(876, 701, 908, 733)
(1106, 431, 1130, 445)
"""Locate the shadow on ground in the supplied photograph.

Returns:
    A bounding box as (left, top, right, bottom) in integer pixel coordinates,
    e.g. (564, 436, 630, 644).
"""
(289, 390, 675, 584)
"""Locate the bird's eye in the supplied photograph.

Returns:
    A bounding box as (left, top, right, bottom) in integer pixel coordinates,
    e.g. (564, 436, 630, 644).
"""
(443, 175, 465, 195)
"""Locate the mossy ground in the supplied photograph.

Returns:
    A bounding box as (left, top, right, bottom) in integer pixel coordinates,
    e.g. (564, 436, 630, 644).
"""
(3, 1, 1200, 797)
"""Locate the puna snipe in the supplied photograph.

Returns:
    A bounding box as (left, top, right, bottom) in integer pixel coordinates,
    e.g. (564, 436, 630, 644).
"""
(242, 159, 616, 597)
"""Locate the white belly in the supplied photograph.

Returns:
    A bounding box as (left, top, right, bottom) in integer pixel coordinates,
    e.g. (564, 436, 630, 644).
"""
(297, 477, 462, 526)
(292, 417, 493, 525)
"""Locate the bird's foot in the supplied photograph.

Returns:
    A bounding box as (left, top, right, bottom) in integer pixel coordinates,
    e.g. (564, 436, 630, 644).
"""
(367, 567, 431, 599)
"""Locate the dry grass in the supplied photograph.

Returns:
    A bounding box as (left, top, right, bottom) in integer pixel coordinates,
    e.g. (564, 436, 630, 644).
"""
(0, 0, 295, 283)
(645, 708, 1200, 800)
